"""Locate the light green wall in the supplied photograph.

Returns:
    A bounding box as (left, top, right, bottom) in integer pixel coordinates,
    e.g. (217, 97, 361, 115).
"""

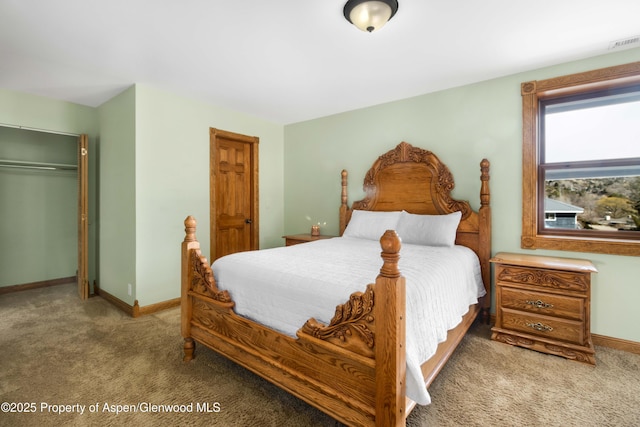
(0, 88, 99, 288)
(97, 86, 137, 304)
(284, 48, 640, 342)
(132, 84, 284, 306)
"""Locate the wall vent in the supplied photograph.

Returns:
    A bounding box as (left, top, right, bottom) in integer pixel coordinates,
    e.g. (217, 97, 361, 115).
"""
(608, 35, 640, 51)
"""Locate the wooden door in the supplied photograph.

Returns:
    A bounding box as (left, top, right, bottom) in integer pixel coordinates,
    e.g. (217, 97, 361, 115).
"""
(210, 128, 259, 260)
(77, 134, 89, 299)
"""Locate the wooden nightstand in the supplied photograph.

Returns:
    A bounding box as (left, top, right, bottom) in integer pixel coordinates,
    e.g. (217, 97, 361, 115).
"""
(490, 252, 597, 365)
(283, 234, 335, 246)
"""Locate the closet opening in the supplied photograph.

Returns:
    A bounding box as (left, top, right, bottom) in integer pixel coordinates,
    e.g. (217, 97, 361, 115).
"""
(0, 125, 89, 299)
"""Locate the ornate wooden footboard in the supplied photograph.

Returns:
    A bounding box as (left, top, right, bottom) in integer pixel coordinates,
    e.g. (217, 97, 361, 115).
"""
(181, 142, 491, 426)
(182, 217, 407, 426)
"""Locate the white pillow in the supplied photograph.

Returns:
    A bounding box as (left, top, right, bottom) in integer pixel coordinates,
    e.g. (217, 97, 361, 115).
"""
(343, 210, 402, 241)
(396, 211, 462, 247)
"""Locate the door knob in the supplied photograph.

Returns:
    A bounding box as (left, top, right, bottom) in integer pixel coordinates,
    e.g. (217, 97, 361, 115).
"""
(245, 219, 252, 224)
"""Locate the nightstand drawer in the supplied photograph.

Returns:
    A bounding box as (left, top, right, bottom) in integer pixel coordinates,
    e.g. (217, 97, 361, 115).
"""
(500, 287, 584, 321)
(500, 308, 585, 345)
(283, 234, 335, 246)
(285, 237, 310, 246)
(495, 265, 590, 293)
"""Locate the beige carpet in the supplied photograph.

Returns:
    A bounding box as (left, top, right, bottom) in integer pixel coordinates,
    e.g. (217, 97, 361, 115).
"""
(1, 283, 639, 427)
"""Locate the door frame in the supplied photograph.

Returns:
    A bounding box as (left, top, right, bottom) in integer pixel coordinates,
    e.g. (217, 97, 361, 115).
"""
(209, 128, 259, 260)
(77, 134, 89, 299)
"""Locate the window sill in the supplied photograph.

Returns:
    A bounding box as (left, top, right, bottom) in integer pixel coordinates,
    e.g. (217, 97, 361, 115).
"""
(521, 233, 640, 257)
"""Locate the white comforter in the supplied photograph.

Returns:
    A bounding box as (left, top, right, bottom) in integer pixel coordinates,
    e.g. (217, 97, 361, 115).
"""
(212, 236, 485, 405)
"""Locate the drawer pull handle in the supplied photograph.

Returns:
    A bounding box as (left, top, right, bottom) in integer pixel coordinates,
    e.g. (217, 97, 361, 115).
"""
(525, 299, 554, 309)
(526, 322, 553, 332)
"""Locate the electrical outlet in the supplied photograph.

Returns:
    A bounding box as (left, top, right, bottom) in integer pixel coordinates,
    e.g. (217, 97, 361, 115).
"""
(128, 283, 132, 296)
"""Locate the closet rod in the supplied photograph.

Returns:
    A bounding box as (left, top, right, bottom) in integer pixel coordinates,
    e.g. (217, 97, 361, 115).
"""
(0, 159, 78, 171)
(0, 122, 80, 137)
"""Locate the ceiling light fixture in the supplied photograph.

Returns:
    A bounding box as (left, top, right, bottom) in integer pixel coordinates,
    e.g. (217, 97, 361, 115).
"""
(343, 0, 398, 33)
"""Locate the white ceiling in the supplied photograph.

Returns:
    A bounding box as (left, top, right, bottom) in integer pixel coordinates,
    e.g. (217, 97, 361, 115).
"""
(1, 0, 639, 124)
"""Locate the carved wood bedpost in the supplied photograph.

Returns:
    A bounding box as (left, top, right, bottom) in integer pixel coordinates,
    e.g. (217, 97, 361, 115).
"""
(374, 230, 406, 427)
(339, 169, 349, 236)
(182, 216, 199, 361)
(479, 159, 491, 322)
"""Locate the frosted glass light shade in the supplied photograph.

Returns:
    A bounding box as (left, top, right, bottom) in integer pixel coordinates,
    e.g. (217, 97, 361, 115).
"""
(344, 0, 398, 33)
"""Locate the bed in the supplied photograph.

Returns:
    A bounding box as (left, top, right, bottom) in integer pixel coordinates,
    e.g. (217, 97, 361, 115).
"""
(181, 141, 491, 426)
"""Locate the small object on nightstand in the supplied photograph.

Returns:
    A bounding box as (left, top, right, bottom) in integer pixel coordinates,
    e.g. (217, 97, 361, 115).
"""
(283, 233, 335, 246)
(490, 252, 597, 365)
(311, 224, 320, 236)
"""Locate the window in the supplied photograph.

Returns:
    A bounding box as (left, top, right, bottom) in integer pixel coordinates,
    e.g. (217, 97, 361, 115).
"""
(521, 61, 640, 256)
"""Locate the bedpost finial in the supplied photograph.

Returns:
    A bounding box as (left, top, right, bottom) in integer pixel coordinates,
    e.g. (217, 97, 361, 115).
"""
(480, 159, 491, 179)
(379, 230, 401, 278)
(184, 216, 197, 242)
(480, 159, 490, 207)
(341, 169, 348, 205)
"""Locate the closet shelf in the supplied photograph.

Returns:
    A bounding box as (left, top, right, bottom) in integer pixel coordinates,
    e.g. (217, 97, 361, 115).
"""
(0, 159, 78, 171)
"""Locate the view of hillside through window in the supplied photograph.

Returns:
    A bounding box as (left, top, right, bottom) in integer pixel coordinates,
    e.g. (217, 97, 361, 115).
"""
(544, 176, 640, 231)
(541, 86, 640, 233)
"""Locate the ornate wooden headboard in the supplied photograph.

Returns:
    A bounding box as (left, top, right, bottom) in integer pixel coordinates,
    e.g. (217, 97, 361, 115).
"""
(339, 141, 492, 310)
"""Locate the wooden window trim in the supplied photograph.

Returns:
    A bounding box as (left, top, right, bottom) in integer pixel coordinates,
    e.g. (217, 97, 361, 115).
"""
(521, 61, 640, 256)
